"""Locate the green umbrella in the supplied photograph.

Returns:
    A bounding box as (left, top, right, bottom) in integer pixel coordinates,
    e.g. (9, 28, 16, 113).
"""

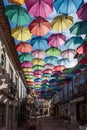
(33, 65, 44, 70)
(25, 75, 34, 79)
(19, 53, 33, 62)
(45, 47, 61, 56)
(4, 5, 30, 25)
(70, 21, 87, 35)
(63, 68, 73, 74)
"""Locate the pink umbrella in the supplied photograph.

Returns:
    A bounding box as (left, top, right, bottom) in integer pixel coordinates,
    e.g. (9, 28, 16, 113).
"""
(34, 70, 43, 75)
(47, 33, 66, 47)
(21, 61, 33, 68)
(61, 49, 76, 59)
(31, 49, 46, 59)
(25, 0, 53, 18)
(44, 64, 54, 69)
(77, 3, 87, 21)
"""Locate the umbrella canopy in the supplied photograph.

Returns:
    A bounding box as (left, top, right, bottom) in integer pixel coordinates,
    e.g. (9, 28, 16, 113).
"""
(30, 36, 49, 51)
(63, 68, 73, 74)
(29, 17, 50, 36)
(11, 26, 32, 41)
(25, 0, 53, 18)
(61, 49, 76, 59)
(51, 15, 73, 32)
(43, 69, 53, 74)
(76, 42, 87, 54)
(33, 70, 43, 75)
(77, 3, 87, 21)
(64, 36, 84, 50)
(54, 0, 84, 15)
(70, 21, 87, 35)
(32, 58, 45, 65)
(16, 42, 32, 53)
(33, 65, 44, 70)
(21, 61, 33, 68)
(22, 67, 32, 72)
(45, 56, 58, 65)
(54, 65, 66, 71)
(8, 0, 25, 5)
(19, 53, 33, 62)
(45, 47, 61, 56)
(31, 49, 46, 59)
(44, 64, 54, 69)
(57, 58, 69, 65)
(47, 33, 66, 47)
(4, 5, 30, 26)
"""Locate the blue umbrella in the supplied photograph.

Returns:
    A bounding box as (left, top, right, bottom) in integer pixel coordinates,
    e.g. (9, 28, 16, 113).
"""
(64, 36, 84, 50)
(54, 0, 84, 15)
(57, 58, 69, 65)
(45, 56, 58, 65)
(30, 36, 49, 51)
(34, 78, 41, 82)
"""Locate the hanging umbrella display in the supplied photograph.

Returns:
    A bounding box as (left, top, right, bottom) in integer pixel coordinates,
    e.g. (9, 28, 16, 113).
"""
(19, 53, 33, 62)
(64, 36, 84, 50)
(34, 78, 41, 82)
(21, 61, 33, 68)
(70, 21, 87, 35)
(26, 78, 34, 82)
(57, 58, 69, 65)
(61, 49, 76, 59)
(63, 68, 73, 74)
(22, 67, 32, 72)
(45, 47, 61, 56)
(34, 70, 43, 75)
(64, 58, 78, 68)
(43, 69, 53, 74)
(77, 3, 87, 21)
(47, 33, 66, 47)
(44, 64, 54, 69)
(11, 26, 32, 41)
(32, 58, 45, 65)
(16, 42, 32, 53)
(8, 0, 25, 5)
(54, 0, 84, 15)
(51, 15, 73, 32)
(25, 74, 34, 79)
(31, 49, 46, 59)
(33, 65, 44, 70)
(76, 42, 87, 54)
(25, 0, 53, 18)
(30, 36, 49, 51)
(4, 5, 30, 26)
(45, 56, 58, 65)
(54, 65, 66, 71)
(29, 17, 50, 36)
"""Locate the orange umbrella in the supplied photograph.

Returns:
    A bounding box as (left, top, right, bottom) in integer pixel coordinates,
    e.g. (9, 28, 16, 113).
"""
(8, 0, 25, 5)
(16, 42, 32, 53)
(29, 17, 50, 36)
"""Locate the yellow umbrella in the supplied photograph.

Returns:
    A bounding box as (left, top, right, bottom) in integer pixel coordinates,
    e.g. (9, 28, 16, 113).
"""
(32, 58, 45, 65)
(22, 67, 32, 72)
(8, 0, 25, 5)
(25, 78, 34, 82)
(11, 26, 32, 41)
(51, 15, 73, 32)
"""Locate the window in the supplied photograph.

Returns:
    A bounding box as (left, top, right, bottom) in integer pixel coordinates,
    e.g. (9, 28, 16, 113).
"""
(9, 66, 13, 81)
(0, 103, 6, 128)
(1, 54, 6, 68)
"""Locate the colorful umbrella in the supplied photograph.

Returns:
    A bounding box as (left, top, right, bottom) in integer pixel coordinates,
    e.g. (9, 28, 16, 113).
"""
(4, 5, 30, 26)
(63, 68, 73, 74)
(34, 70, 43, 75)
(70, 21, 87, 35)
(11, 26, 32, 41)
(25, 74, 34, 79)
(21, 61, 33, 68)
(29, 17, 50, 36)
(22, 67, 32, 72)
(45, 56, 58, 65)
(54, 65, 66, 71)
(76, 42, 87, 54)
(25, 0, 53, 18)
(33, 65, 44, 70)
(51, 15, 73, 32)
(19, 53, 33, 62)
(47, 33, 66, 47)
(44, 64, 54, 69)
(57, 58, 69, 65)
(64, 36, 84, 50)
(16, 42, 32, 53)
(43, 69, 53, 74)
(61, 49, 76, 59)
(32, 58, 45, 65)
(8, 0, 25, 5)
(54, 0, 84, 15)
(77, 3, 87, 21)
(30, 36, 49, 51)
(31, 49, 46, 59)
(45, 47, 61, 56)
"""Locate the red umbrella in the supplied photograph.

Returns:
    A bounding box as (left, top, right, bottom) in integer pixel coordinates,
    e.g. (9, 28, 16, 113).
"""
(43, 69, 53, 74)
(29, 17, 50, 36)
(76, 42, 87, 54)
(54, 65, 66, 71)
(77, 3, 87, 21)
(16, 42, 32, 53)
(25, 0, 53, 18)
(47, 33, 66, 47)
